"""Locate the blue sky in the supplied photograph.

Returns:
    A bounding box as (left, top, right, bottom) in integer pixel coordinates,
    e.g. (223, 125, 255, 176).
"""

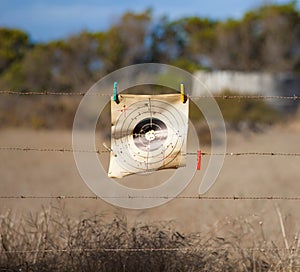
(0, 0, 297, 42)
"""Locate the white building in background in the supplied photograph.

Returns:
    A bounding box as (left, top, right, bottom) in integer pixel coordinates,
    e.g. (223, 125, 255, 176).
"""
(193, 70, 300, 111)
(194, 70, 276, 95)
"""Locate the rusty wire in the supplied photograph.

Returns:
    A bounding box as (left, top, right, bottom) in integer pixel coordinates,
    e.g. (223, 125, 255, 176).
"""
(0, 195, 300, 201)
(1, 146, 300, 157)
(0, 90, 299, 100)
(1, 246, 297, 254)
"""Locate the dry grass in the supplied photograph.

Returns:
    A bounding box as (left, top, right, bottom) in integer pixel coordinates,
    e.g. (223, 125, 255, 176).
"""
(0, 99, 299, 271)
(0, 205, 300, 272)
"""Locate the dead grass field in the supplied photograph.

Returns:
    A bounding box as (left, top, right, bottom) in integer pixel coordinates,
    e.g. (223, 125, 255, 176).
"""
(0, 123, 299, 244)
(1, 122, 300, 270)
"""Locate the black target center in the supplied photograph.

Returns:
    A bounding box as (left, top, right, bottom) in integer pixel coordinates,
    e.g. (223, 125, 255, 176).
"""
(133, 118, 168, 151)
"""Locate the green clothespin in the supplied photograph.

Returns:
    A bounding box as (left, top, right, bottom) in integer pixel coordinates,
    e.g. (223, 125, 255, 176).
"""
(113, 82, 119, 103)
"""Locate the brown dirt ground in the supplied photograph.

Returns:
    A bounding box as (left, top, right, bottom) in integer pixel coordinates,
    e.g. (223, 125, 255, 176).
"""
(0, 123, 300, 245)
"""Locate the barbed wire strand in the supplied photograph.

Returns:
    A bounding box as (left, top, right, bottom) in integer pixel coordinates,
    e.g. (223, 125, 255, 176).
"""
(0, 91, 86, 96)
(1, 147, 300, 157)
(0, 148, 299, 200)
(0, 90, 299, 100)
(1, 247, 298, 254)
(0, 195, 300, 200)
(0, 147, 107, 154)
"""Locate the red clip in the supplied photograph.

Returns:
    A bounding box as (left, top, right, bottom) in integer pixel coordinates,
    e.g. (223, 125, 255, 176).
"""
(197, 150, 201, 170)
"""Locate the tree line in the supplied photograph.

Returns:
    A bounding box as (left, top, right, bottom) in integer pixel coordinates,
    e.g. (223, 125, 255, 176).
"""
(0, 1, 299, 92)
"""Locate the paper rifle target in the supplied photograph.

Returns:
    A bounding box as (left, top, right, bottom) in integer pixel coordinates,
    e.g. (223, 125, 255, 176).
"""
(108, 94, 189, 178)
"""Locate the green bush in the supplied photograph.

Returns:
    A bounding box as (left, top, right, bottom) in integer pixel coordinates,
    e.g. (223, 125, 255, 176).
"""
(190, 90, 282, 132)
(217, 90, 281, 129)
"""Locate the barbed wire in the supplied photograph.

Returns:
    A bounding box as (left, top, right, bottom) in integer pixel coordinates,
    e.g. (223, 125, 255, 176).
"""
(0, 90, 86, 96)
(0, 90, 299, 100)
(187, 152, 300, 156)
(200, 94, 300, 100)
(1, 147, 299, 200)
(1, 146, 300, 157)
(0, 147, 108, 154)
(1, 246, 298, 254)
(0, 195, 300, 201)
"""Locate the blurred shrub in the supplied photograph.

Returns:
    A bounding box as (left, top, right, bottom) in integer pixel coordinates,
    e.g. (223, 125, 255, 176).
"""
(216, 90, 281, 130)
(190, 90, 282, 132)
(30, 115, 46, 129)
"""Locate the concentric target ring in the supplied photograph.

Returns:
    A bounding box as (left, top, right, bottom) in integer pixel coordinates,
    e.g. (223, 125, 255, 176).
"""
(133, 117, 168, 152)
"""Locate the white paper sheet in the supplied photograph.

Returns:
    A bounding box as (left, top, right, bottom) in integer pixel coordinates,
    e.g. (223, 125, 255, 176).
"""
(108, 94, 189, 178)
